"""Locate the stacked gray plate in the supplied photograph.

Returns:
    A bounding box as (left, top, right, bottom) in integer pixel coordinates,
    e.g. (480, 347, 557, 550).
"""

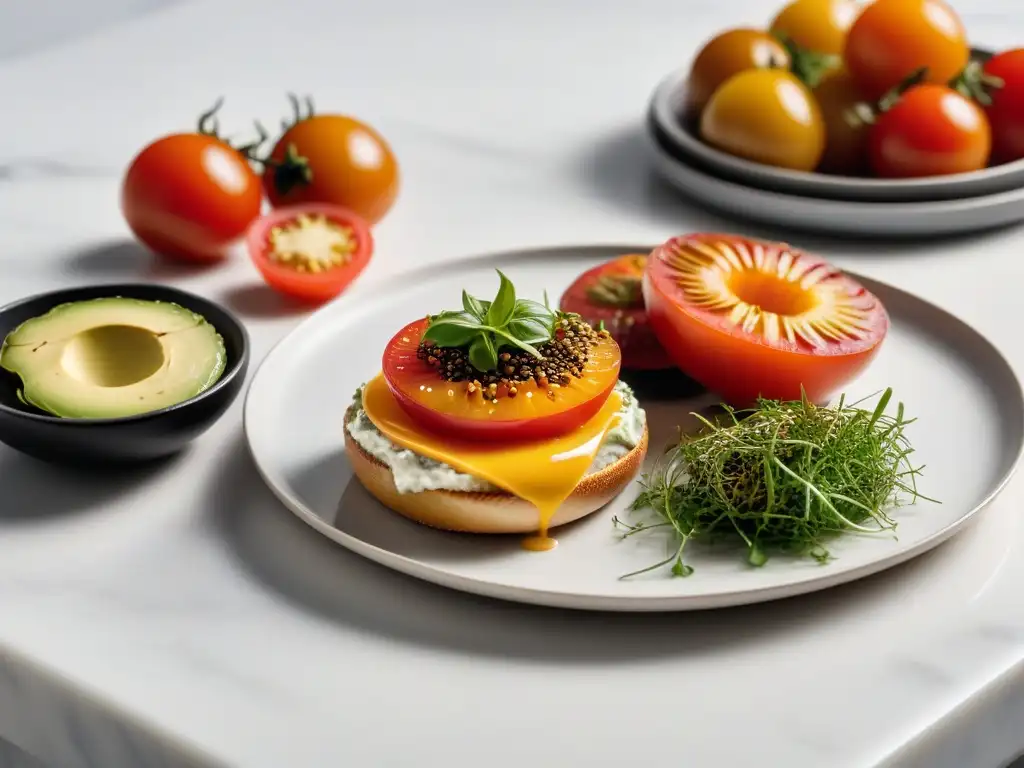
(645, 59, 1024, 238)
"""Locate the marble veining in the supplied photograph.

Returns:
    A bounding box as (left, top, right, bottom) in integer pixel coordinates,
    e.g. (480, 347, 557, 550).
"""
(0, 0, 1023, 766)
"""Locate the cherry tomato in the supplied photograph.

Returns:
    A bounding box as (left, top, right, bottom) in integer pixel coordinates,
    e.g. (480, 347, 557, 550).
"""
(700, 69, 826, 171)
(844, 0, 969, 101)
(643, 233, 888, 407)
(869, 84, 991, 178)
(813, 67, 872, 175)
(382, 318, 621, 442)
(559, 254, 673, 371)
(770, 0, 861, 56)
(686, 28, 791, 115)
(983, 49, 1024, 164)
(121, 134, 262, 263)
(246, 203, 373, 303)
(264, 111, 399, 226)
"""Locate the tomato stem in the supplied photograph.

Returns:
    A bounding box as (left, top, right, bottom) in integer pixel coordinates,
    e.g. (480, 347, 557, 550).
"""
(772, 33, 839, 89)
(950, 59, 1004, 107)
(195, 98, 271, 165)
(877, 66, 929, 113)
(843, 66, 930, 129)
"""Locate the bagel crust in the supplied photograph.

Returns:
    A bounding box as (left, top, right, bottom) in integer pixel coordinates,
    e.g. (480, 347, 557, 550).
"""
(342, 406, 649, 534)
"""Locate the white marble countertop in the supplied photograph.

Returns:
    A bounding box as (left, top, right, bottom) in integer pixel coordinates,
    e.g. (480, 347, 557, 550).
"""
(1, 0, 1024, 766)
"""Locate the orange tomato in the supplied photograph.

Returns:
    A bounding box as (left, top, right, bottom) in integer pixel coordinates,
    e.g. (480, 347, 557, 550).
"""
(770, 0, 860, 56)
(869, 85, 991, 177)
(264, 114, 399, 225)
(844, 0, 969, 100)
(813, 67, 872, 175)
(246, 203, 373, 303)
(643, 233, 889, 407)
(382, 318, 621, 442)
(700, 69, 826, 171)
(121, 134, 262, 263)
(686, 28, 791, 115)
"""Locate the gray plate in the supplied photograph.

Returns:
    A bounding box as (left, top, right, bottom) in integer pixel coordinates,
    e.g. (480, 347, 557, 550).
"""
(648, 51, 1024, 204)
(646, 132, 1024, 238)
(245, 244, 1024, 611)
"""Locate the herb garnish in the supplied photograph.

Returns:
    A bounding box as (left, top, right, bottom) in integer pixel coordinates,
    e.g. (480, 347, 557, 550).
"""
(422, 270, 566, 373)
(615, 388, 938, 578)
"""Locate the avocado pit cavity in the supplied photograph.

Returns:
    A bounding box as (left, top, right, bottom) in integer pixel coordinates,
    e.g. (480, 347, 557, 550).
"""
(60, 325, 167, 388)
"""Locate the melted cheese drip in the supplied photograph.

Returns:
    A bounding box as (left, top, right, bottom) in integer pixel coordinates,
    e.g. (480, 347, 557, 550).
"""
(361, 374, 623, 550)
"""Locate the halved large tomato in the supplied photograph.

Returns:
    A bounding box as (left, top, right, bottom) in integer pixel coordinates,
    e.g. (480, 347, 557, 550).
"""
(381, 318, 621, 442)
(643, 234, 888, 406)
(246, 202, 373, 303)
(559, 254, 673, 371)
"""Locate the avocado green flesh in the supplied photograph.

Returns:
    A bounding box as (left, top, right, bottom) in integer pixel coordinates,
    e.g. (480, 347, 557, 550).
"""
(0, 297, 227, 419)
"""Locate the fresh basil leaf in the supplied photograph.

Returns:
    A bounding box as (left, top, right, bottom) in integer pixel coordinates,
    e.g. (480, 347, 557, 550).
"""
(422, 313, 484, 347)
(506, 317, 551, 345)
(493, 327, 543, 359)
(462, 290, 488, 321)
(468, 333, 498, 373)
(511, 298, 553, 320)
(486, 270, 516, 327)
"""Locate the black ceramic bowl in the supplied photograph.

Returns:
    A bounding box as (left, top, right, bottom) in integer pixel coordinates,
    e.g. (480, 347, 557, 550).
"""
(0, 283, 249, 466)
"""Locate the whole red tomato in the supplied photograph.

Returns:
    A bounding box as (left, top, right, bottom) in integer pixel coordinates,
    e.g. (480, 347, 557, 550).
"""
(869, 84, 991, 178)
(263, 98, 400, 226)
(983, 49, 1024, 163)
(844, 0, 969, 100)
(122, 132, 262, 263)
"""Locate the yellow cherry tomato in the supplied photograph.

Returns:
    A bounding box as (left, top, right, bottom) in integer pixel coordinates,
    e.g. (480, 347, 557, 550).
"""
(770, 0, 861, 56)
(700, 69, 826, 172)
(686, 28, 791, 115)
(813, 67, 872, 175)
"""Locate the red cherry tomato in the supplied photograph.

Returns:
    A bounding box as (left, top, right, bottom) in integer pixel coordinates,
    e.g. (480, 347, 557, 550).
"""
(869, 85, 991, 178)
(382, 318, 621, 442)
(122, 133, 262, 263)
(246, 203, 373, 303)
(844, 0, 969, 101)
(559, 254, 673, 371)
(643, 233, 888, 406)
(983, 49, 1024, 164)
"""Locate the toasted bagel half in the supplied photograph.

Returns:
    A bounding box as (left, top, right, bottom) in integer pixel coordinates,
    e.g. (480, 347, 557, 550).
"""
(343, 408, 649, 534)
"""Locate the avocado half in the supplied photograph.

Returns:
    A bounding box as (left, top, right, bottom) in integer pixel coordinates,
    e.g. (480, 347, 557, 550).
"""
(0, 297, 226, 419)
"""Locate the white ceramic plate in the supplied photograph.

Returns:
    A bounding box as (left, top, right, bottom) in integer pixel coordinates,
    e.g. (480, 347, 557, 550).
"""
(245, 244, 1024, 611)
(645, 133, 1024, 238)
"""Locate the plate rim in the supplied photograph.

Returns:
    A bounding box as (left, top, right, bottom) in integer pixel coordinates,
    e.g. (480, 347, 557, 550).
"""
(645, 136, 1024, 237)
(244, 243, 1024, 611)
(647, 58, 1024, 203)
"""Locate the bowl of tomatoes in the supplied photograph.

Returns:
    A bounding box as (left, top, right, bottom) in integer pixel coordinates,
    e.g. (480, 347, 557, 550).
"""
(644, 0, 1024, 217)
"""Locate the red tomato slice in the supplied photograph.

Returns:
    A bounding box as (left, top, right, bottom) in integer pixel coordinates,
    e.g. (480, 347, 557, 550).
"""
(559, 254, 673, 371)
(246, 203, 373, 303)
(643, 234, 888, 406)
(381, 318, 621, 442)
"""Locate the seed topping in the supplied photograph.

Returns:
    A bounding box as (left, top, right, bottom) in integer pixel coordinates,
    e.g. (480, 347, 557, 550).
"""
(417, 315, 600, 392)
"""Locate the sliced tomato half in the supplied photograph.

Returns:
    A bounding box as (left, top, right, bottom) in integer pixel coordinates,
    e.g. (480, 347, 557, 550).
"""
(559, 253, 674, 371)
(381, 318, 621, 442)
(643, 234, 888, 406)
(246, 202, 373, 303)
